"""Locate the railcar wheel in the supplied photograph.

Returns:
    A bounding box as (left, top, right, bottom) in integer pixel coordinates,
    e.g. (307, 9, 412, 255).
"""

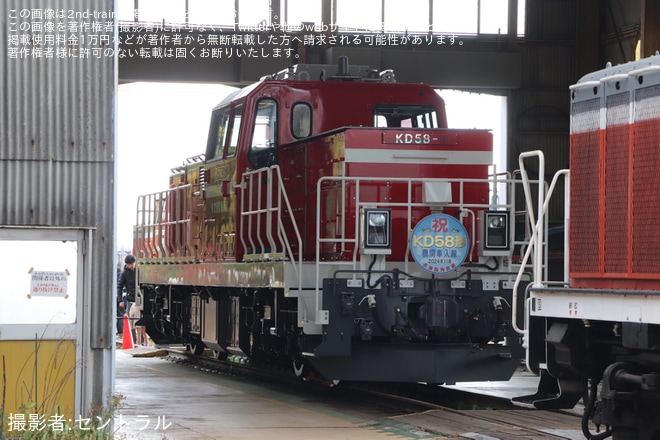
(213, 350, 227, 360)
(292, 359, 305, 378)
(188, 343, 205, 356)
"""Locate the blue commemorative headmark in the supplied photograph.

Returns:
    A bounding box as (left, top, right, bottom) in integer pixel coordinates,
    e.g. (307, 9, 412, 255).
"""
(410, 213, 469, 274)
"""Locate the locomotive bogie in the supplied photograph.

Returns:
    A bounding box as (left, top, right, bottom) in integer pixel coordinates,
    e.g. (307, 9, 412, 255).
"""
(139, 270, 526, 384)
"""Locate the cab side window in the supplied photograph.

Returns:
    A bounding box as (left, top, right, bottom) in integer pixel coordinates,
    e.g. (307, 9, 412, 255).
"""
(248, 98, 278, 168)
(291, 103, 312, 138)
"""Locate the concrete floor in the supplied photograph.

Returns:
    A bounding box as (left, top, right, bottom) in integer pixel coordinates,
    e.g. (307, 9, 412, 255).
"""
(114, 347, 416, 439)
(114, 346, 585, 440)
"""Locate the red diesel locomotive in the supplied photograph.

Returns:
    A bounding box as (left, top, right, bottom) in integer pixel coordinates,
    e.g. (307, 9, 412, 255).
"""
(515, 54, 660, 439)
(133, 58, 530, 385)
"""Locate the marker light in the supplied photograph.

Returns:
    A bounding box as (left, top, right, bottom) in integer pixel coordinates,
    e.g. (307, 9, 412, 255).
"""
(478, 210, 510, 256)
(362, 208, 392, 255)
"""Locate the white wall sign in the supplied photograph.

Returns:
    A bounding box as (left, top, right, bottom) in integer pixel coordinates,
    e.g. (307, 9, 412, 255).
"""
(29, 269, 70, 298)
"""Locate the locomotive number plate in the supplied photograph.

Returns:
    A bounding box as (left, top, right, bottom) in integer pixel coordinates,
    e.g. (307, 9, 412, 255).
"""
(382, 132, 458, 145)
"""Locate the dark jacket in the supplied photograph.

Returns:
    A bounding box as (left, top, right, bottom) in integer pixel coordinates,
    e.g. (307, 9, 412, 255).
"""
(117, 264, 136, 302)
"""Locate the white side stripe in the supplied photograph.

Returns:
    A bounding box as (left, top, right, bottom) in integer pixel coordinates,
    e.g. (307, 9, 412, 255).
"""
(344, 148, 493, 165)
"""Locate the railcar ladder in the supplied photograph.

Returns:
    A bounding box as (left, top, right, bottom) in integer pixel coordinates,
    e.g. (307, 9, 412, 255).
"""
(512, 150, 574, 410)
(239, 165, 304, 293)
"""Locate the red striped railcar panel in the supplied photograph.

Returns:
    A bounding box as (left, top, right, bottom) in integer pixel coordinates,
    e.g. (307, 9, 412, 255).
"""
(632, 85, 660, 275)
(603, 93, 630, 275)
(571, 81, 660, 288)
(569, 99, 601, 277)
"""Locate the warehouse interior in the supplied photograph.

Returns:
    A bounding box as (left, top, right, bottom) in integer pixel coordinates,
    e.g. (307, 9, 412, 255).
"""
(117, 0, 660, 226)
(1, 0, 659, 425)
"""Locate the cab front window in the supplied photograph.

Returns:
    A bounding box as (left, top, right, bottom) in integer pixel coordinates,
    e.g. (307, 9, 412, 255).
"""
(248, 98, 278, 168)
(227, 104, 243, 158)
(374, 105, 439, 128)
(206, 106, 231, 161)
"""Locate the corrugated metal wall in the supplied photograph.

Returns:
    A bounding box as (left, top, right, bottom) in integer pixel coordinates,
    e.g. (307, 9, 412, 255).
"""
(509, 0, 577, 228)
(0, 0, 115, 412)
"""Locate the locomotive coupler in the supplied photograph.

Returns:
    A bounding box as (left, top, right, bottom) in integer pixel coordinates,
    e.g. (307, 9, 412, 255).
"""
(592, 362, 660, 439)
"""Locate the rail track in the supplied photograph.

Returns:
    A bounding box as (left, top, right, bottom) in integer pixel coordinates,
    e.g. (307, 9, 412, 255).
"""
(155, 346, 589, 439)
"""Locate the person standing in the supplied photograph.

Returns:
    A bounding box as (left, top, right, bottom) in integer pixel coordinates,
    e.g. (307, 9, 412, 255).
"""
(129, 302, 147, 346)
(117, 254, 137, 316)
(116, 266, 125, 335)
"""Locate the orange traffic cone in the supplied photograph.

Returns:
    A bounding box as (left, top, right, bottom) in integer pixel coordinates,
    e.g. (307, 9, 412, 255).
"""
(122, 314, 134, 349)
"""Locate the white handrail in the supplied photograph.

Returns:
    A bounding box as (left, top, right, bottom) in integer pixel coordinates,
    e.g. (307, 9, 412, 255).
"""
(313, 174, 524, 323)
(513, 150, 569, 337)
(273, 166, 304, 294)
(135, 185, 195, 261)
(239, 165, 303, 292)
